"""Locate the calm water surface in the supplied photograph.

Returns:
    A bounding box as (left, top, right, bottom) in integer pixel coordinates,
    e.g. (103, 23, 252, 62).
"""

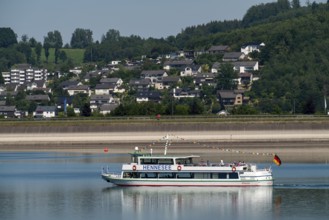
(0, 152, 328, 220)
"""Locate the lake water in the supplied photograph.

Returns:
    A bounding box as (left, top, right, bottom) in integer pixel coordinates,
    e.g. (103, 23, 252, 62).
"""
(0, 152, 328, 220)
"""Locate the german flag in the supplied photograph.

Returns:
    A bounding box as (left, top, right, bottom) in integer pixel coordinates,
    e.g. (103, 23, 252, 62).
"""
(273, 154, 282, 166)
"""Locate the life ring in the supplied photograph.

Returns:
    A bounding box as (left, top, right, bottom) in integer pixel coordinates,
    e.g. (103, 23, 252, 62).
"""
(177, 165, 182, 171)
(232, 166, 236, 172)
(132, 165, 137, 171)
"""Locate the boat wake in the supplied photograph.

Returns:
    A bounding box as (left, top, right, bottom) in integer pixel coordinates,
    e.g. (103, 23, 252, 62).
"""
(274, 183, 329, 189)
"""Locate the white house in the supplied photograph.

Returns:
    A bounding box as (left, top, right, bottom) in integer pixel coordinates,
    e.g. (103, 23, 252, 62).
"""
(94, 84, 114, 95)
(33, 106, 56, 118)
(66, 85, 91, 96)
(233, 61, 259, 73)
(140, 70, 168, 84)
(89, 94, 113, 111)
(180, 66, 201, 77)
(241, 42, 265, 55)
(69, 67, 82, 75)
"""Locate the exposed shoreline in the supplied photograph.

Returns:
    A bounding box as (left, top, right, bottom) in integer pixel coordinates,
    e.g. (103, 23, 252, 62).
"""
(1, 130, 329, 163)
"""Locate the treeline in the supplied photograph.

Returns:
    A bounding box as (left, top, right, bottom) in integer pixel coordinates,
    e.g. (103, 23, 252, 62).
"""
(0, 28, 74, 73)
(83, 29, 177, 63)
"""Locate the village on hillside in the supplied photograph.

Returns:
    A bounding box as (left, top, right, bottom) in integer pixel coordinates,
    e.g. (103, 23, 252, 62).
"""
(0, 42, 264, 118)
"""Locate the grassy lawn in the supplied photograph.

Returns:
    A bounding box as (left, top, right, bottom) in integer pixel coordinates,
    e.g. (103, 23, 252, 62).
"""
(1, 115, 329, 128)
(61, 48, 85, 64)
(33, 48, 85, 65)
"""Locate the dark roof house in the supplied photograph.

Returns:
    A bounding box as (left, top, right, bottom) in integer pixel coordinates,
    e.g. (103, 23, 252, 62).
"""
(136, 90, 161, 103)
(208, 45, 230, 54)
(0, 106, 16, 118)
(222, 52, 245, 62)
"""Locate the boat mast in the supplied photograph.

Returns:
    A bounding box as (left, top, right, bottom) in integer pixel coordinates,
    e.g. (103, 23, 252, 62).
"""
(164, 134, 169, 155)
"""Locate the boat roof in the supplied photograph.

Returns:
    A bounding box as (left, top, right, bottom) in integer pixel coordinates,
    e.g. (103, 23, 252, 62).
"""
(129, 152, 200, 159)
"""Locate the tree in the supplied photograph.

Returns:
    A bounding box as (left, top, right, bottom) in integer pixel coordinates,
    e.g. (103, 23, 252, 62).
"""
(73, 93, 89, 109)
(59, 50, 67, 62)
(277, 0, 290, 10)
(0, 27, 17, 47)
(291, 0, 301, 8)
(70, 28, 93, 48)
(216, 63, 238, 90)
(35, 42, 42, 63)
(189, 98, 204, 114)
(102, 29, 120, 43)
(44, 30, 63, 48)
(5, 94, 15, 105)
(21, 34, 28, 43)
(55, 48, 60, 64)
(0, 74, 4, 84)
(16, 41, 32, 63)
(303, 97, 316, 114)
(44, 30, 63, 63)
(44, 42, 50, 63)
(242, 1, 290, 27)
(80, 103, 91, 116)
(29, 37, 37, 47)
(175, 104, 190, 115)
(66, 107, 76, 117)
(0, 47, 25, 71)
(232, 105, 258, 115)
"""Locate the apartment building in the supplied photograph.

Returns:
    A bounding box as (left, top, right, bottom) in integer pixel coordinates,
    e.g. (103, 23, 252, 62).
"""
(2, 64, 47, 85)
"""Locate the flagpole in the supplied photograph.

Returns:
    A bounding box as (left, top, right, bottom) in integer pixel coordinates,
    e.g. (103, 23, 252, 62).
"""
(324, 96, 327, 115)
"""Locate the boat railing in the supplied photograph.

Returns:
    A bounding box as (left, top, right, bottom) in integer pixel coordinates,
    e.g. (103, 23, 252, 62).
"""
(101, 166, 121, 176)
(179, 162, 247, 168)
(257, 167, 272, 172)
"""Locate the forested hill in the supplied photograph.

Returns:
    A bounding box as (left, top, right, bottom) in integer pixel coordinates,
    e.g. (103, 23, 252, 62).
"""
(175, 1, 329, 114)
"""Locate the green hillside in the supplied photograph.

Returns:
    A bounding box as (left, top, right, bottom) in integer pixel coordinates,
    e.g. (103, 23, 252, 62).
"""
(38, 48, 84, 65)
(175, 2, 329, 114)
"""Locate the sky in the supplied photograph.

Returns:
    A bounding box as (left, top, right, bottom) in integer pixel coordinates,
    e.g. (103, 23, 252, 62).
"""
(0, 0, 327, 44)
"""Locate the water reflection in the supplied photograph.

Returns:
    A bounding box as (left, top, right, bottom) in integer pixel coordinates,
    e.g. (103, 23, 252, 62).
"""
(102, 187, 273, 220)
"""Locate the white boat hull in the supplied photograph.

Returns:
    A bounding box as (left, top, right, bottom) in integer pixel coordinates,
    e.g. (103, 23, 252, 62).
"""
(102, 173, 273, 187)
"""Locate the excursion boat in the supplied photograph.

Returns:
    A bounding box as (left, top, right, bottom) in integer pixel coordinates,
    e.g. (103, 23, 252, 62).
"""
(101, 146, 274, 187)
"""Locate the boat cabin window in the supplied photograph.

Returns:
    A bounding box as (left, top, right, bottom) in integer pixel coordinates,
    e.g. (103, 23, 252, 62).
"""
(217, 173, 239, 179)
(194, 173, 212, 179)
(158, 172, 175, 178)
(218, 173, 227, 179)
(123, 172, 139, 178)
(176, 172, 194, 179)
(158, 159, 174, 164)
(140, 172, 157, 178)
(140, 158, 158, 164)
(229, 173, 239, 179)
(176, 158, 193, 165)
(140, 158, 174, 165)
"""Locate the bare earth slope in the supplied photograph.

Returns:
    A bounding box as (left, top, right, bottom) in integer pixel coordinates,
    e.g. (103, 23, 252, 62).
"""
(0, 120, 329, 163)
